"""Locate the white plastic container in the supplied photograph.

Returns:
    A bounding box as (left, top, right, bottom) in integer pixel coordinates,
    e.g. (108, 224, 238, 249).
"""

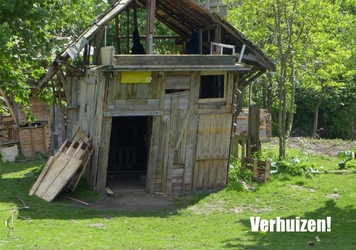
(1, 145, 18, 162)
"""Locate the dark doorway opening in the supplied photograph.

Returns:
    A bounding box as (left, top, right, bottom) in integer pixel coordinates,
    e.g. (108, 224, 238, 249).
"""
(107, 116, 151, 191)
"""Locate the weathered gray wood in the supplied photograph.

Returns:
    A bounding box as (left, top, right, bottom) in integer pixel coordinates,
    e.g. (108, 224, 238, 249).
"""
(29, 156, 55, 196)
(226, 72, 234, 113)
(175, 105, 193, 151)
(114, 55, 236, 66)
(41, 157, 82, 202)
(183, 72, 199, 190)
(33, 152, 72, 198)
(104, 110, 163, 116)
(161, 119, 170, 193)
(166, 95, 178, 194)
(166, 74, 190, 90)
(147, 116, 161, 193)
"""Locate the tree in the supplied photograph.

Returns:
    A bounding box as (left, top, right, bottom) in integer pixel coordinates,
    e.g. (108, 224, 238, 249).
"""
(228, 0, 356, 158)
(0, 0, 109, 119)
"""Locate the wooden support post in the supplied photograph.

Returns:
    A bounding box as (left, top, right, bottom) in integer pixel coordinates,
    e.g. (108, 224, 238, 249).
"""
(264, 161, 271, 182)
(115, 15, 121, 54)
(248, 104, 260, 154)
(198, 28, 203, 54)
(252, 158, 258, 178)
(241, 137, 245, 158)
(241, 156, 245, 169)
(126, 8, 130, 54)
(146, 0, 156, 54)
(215, 24, 221, 43)
(133, 1, 138, 28)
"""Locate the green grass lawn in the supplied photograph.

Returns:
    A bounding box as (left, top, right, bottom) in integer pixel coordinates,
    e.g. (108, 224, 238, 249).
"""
(1, 143, 356, 250)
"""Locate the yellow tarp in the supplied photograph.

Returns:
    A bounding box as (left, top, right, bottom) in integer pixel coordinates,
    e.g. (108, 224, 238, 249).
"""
(121, 71, 152, 84)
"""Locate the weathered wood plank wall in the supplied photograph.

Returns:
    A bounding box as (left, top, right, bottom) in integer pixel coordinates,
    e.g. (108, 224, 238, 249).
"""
(74, 68, 235, 193)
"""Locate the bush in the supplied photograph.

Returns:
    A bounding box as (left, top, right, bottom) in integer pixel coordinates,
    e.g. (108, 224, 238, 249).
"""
(229, 156, 252, 183)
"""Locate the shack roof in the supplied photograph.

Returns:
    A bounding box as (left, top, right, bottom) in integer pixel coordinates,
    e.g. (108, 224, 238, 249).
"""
(36, 0, 275, 89)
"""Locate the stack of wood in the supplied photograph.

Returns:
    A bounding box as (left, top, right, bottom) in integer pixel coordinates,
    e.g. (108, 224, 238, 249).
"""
(29, 129, 94, 202)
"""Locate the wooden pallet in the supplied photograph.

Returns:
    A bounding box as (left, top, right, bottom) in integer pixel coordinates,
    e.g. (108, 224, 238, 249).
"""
(29, 130, 94, 202)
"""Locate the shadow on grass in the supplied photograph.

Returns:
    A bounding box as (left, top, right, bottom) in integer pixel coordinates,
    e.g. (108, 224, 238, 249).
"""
(0, 161, 215, 221)
(222, 199, 356, 249)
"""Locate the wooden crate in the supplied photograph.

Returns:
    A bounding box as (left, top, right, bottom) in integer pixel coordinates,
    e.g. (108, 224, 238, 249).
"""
(242, 156, 271, 183)
(19, 122, 47, 157)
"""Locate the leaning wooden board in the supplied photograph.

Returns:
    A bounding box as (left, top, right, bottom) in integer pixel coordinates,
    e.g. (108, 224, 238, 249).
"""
(29, 129, 93, 201)
(41, 156, 82, 201)
(30, 152, 82, 201)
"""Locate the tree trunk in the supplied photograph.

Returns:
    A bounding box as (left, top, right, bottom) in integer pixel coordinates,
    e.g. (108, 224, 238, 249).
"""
(0, 88, 18, 124)
(286, 54, 295, 138)
(312, 96, 322, 138)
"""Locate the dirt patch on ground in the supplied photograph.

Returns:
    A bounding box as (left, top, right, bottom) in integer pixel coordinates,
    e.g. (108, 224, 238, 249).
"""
(87, 191, 178, 212)
(269, 137, 356, 157)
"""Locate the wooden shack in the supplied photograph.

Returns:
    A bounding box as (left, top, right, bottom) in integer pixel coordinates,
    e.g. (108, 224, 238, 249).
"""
(0, 95, 50, 157)
(35, 0, 275, 193)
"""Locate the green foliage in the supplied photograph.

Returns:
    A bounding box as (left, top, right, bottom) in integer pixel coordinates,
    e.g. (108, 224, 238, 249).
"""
(274, 158, 315, 176)
(337, 150, 356, 169)
(229, 156, 252, 183)
(294, 83, 356, 139)
(345, 159, 356, 168)
(0, 0, 109, 112)
(228, 0, 356, 145)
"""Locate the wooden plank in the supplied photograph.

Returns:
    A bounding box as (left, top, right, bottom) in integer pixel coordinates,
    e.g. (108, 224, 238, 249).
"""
(161, 119, 170, 193)
(66, 141, 80, 156)
(165, 74, 190, 90)
(67, 144, 94, 191)
(183, 72, 198, 190)
(192, 161, 199, 190)
(174, 105, 193, 151)
(29, 156, 55, 196)
(114, 55, 236, 66)
(221, 114, 232, 158)
(214, 115, 223, 159)
(195, 115, 206, 160)
(63, 195, 89, 206)
(33, 152, 72, 198)
(41, 157, 82, 202)
(216, 159, 228, 187)
(184, 116, 197, 190)
(207, 160, 218, 189)
(147, 116, 161, 193)
(155, 119, 167, 177)
(166, 95, 178, 194)
(226, 72, 234, 113)
(125, 98, 159, 105)
(104, 110, 163, 116)
(106, 103, 160, 112)
(198, 161, 205, 190)
(208, 115, 217, 157)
